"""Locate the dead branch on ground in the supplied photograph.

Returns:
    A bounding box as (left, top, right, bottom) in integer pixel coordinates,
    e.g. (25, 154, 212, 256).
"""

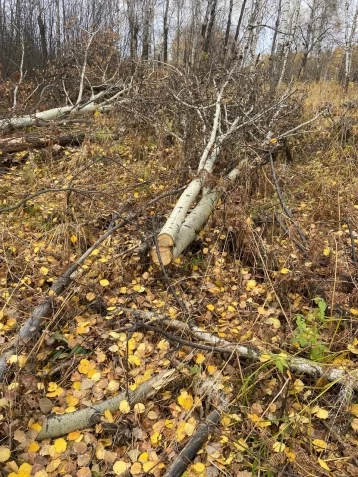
(119, 307, 358, 391)
(37, 369, 179, 440)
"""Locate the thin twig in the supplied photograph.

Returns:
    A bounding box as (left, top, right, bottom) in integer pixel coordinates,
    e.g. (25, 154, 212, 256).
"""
(269, 151, 307, 245)
(0, 187, 101, 213)
(125, 320, 237, 355)
(274, 212, 307, 254)
(342, 216, 357, 264)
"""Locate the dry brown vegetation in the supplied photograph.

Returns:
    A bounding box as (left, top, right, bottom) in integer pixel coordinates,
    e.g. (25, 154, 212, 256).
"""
(1, 79, 358, 477)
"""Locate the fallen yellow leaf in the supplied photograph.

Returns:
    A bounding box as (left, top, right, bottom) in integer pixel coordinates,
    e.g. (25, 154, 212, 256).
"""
(54, 437, 67, 453)
(113, 461, 128, 475)
(317, 458, 330, 471)
(28, 441, 40, 453)
(0, 446, 11, 462)
(273, 441, 286, 452)
(195, 353, 205, 364)
(119, 400, 131, 414)
(192, 462, 205, 474)
(312, 439, 328, 451)
(178, 390, 194, 410)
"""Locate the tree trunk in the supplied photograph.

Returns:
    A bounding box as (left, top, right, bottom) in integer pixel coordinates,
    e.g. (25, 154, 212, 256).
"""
(0, 103, 113, 131)
(223, 0, 234, 63)
(127, 0, 139, 59)
(228, 0, 247, 65)
(277, 0, 300, 87)
(163, 0, 170, 63)
(122, 307, 358, 392)
(344, 2, 358, 92)
(163, 410, 221, 477)
(37, 12, 48, 67)
(202, 0, 217, 55)
(142, 0, 152, 59)
(298, 0, 317, 79)
(152, 167, 240, 266)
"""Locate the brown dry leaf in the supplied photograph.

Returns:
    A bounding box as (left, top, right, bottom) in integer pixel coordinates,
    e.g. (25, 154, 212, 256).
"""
(130, 462, 142, 475)
(46, 458, 61, 472)
(77, 467, 92, 477)
(0, 446, 11, 462)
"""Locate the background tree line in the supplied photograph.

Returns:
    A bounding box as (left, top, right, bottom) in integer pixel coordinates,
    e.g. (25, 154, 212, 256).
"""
(0, 0, 358, 101)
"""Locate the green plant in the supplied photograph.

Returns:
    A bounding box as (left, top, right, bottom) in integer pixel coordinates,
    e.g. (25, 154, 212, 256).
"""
(292, 297, 329, 361)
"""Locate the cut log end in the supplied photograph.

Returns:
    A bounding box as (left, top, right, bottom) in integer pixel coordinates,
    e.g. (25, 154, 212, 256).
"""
(157, 233, 175, 247)
(151, 246, 173, 266)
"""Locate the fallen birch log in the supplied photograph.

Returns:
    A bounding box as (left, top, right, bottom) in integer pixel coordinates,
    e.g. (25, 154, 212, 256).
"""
(0, 104, 113, 131)
(0, 187, 185, 380)
(121, 308, 358, 390)
(0, 132, 86, 154)
(151, 86, 225, 266)
(151, 168, 240, 266)
(37, 369, 179, 440)
(163, 409, 220, 477)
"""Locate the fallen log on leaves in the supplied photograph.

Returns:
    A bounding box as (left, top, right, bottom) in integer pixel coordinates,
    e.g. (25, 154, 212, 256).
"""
(37, 369, 179, 440)
(0, 187, 185, 380)
(163, 410, 220, 477)
(121, 308, 358, 390)
(151, 167, 240, 266)
(0, 132, 86, 154)
(0, 104, 114, 131)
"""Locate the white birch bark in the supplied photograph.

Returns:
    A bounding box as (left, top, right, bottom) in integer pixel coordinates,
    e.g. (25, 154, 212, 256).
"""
(0, 103, 111, 131)
(277, 0, 300, 87)
(0, 83, 128, 131)
(156, 82, 226, 254)
(122, 308, 358, 391)
(171, 167, 239, 261)
(344, 1, 358, 91)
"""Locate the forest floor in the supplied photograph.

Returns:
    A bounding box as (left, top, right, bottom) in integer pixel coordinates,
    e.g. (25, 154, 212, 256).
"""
(1, 82, 358, 477)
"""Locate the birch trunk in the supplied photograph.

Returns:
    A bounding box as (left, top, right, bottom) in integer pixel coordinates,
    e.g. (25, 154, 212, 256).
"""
(152, 167, 239, 265)
(344, 2, 358, 92)
(122, 307, 358, 391)
(0, 103, 112, 131)
(171, 167, 239, 262)
(37, 370, 179, 440)
(277, 0, 300, 87)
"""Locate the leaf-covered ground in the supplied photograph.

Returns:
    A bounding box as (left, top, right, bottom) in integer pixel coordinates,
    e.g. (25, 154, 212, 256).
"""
(1, 85, 358, 477)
